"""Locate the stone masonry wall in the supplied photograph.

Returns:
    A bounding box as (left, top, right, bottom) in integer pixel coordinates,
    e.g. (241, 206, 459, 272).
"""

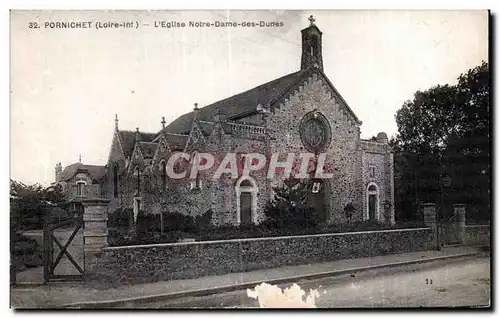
(465, 225, 490, 246)
(106, 131, 128, 214)
(361, 149, 387, 222)
(104, 73, 393, 226)
(64, 174, 104, 201)
(91, 227, 433, 285)
(268, 74, 363, 223)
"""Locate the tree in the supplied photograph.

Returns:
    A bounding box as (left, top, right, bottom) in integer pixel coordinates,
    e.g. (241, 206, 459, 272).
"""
(142, 166, 186, 233)
(393, 61, 490, 222)
(10, 180, 69, 233)
(264, 180, 321, 230)
(343, 203, 356, 224)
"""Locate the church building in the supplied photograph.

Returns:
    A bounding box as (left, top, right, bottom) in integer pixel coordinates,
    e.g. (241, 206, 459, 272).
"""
(60, 17, 395, 225)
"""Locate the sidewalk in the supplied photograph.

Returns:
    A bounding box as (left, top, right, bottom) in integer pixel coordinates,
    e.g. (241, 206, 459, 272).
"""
(10, 245, 485, 308)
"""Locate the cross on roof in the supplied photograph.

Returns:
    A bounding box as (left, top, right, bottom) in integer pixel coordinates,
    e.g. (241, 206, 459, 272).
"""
(308, 15, 315, 26)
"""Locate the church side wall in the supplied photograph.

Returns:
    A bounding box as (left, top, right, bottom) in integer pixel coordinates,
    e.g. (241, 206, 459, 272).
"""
(160, 132, 271, 226)
(106, 132, 128, 214)
(361, 141, 394, 224)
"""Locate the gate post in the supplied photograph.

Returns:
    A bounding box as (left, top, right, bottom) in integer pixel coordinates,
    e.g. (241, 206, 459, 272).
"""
(453, 204, 466, 244)
(81, 198, 110, 277)
(422, 203, 438, 250)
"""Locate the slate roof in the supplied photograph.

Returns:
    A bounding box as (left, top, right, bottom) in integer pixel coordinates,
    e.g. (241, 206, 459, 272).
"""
(119, 130, 157, 158)
(160, 70, 303, 135)
(116, 67, 361, 157)
(138, 142, 158, 159)
(59, 163, 106, 182)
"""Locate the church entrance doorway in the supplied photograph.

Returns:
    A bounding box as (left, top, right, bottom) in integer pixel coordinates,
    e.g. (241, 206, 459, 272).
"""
(308, 179, 328, 223)
(366, 183, 379, 221)
(240, 192, 252, 225)
(236, 176, 258, 225)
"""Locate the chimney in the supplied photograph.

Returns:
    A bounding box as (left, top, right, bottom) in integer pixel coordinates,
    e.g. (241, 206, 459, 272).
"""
(161, 116, 166, 129)
(114, 114, 119, 131)
(135, 127, 140, 143)
(193, 103, 199, 111)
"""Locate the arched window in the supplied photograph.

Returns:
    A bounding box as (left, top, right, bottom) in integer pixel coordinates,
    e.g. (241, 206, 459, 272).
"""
(366, 183, 379, 221)
(189, 152, 202, 190)
(113, 164, 119, 198)
(160, 160, 167, 190)
(134, 165, 140, 195)
(76, 181, 86, 196)
(75, 173, 87, 197)
(310, 36, 319, 57)
(240, 179, 253, 187)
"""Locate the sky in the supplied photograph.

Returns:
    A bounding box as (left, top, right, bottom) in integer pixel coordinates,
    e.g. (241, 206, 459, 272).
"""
(10, 10, 488, 186)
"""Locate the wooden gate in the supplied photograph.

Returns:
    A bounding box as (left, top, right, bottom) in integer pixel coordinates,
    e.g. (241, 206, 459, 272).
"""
(439, 214, 461, 246)
(43, 217, 84, 283)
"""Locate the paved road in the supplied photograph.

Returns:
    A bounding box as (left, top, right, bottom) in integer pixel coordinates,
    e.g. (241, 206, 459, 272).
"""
(140, 255, 490, 309)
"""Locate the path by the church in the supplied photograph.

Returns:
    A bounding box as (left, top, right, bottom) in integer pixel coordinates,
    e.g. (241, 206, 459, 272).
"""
(10, 246, 486, 309)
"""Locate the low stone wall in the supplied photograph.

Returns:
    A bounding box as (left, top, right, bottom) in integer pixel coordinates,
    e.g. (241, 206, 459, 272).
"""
(466, 225, 490, 246)
(89, 227, 433, 285)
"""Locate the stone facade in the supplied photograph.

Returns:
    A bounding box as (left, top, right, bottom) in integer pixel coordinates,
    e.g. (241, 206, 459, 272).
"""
(89, 228, 433, 285)
(465, 225, 490, 246)
(52, 162, 106, 206)
(80, 19, 395, 226)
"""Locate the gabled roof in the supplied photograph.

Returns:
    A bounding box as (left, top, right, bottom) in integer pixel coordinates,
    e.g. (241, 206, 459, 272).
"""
(59, 163, 106, 182)
(164, 133, 189, 150)
(118, 130, 156, 158)
(198, 121, 215, 136)
(158, 67, 361, 136)
(138, 142, 158, 159)
(160, 70, 303, 135)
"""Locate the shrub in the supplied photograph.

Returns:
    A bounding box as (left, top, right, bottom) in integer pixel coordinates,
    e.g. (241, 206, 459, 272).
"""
(195, 209, 213, 230)
(264, 180, 322, 230)
(108, 208, 133, 228)
(136, 210, 160, 233)
(163, 212, 196, 233)
(10, 234, 43, 270)
(344, 203, 356, 224)
(264, 203, 322, 231)
(108, 227, 184, 246)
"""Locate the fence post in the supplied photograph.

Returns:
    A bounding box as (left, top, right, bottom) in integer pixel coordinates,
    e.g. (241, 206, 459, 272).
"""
(43, 226, 50, 283)
(160, 213, 164, 235)
(422, 203, 438, 250)
(453, 204, 466, 244)
(81, 198, 110, 280)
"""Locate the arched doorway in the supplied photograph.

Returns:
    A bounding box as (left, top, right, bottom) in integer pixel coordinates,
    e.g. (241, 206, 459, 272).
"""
(236, 176, 258, 225)
(308, 179, 328, 223)
(366, 183, 379, 221)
